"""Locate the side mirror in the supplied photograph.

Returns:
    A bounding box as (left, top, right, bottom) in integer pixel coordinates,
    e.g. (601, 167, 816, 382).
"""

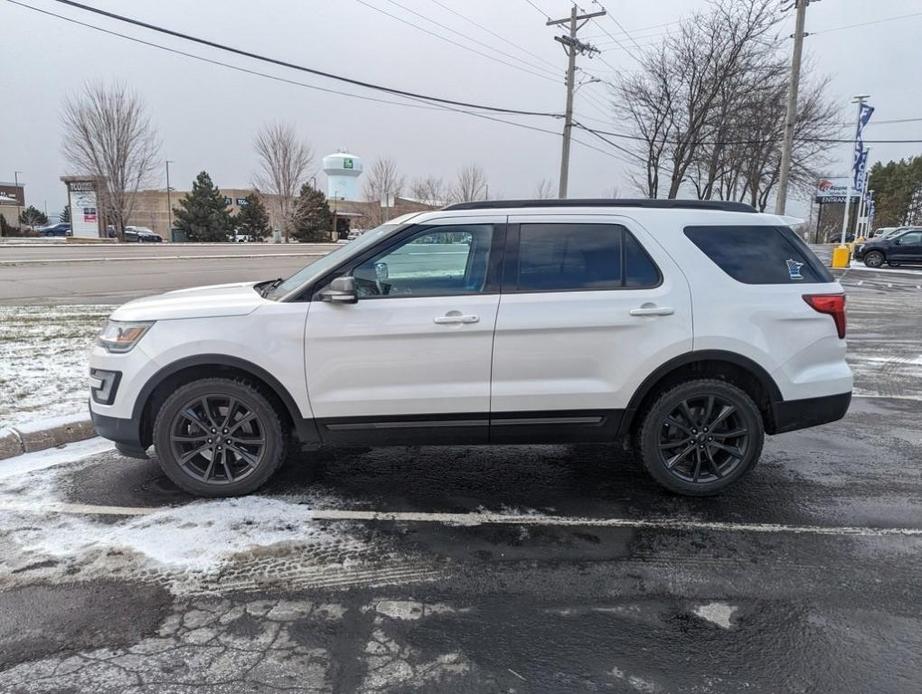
(374, 261, 389, 281)
(319, 276, 357, 304)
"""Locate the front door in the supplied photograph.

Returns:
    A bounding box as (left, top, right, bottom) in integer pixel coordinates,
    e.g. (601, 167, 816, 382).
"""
(305, 217, 504, 444)
(490, 215, 693, 442)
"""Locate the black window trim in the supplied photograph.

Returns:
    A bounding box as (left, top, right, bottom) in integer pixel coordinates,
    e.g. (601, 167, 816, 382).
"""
(303, 222, 507, 302)
(500, 222, 663, 294)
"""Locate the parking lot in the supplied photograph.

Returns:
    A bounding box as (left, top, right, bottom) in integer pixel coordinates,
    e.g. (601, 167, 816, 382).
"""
(1, 262, 921, 692)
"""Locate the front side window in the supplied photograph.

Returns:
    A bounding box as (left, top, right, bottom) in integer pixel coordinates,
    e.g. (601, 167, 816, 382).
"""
(897, 231, 922, 245)
(352, 224, 494, 298)
(684, 225, 833, 284)
(515, 223, 660, 292)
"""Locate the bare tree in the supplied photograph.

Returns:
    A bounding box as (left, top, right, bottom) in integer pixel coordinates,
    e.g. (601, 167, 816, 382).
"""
(362, 157, 405, 226)
(253, 122, 313, 242)
(409, 176, 447, 206)
(534, 178, 556, 199)
(61, 81, 160, 240)
(448, 164, 488, 203)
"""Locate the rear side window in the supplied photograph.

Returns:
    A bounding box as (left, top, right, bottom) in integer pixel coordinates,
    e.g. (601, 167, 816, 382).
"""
(684, 226, 834, 284)
(515, 223, 660, 291)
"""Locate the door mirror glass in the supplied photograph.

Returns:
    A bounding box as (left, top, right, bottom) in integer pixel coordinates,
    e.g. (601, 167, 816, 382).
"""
(319, 275, 357, 304)
(374, 261, 389, 281)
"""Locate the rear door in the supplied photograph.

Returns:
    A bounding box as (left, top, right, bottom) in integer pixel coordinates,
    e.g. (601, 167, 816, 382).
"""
(890, 230, 922, 262)
(489, 215, 693, 442)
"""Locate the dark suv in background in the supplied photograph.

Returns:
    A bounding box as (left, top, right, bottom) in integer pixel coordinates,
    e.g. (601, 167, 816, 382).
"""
(855, 228, 922, 268)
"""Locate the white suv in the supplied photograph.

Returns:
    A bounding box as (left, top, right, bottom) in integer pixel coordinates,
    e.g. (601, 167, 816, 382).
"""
(89, 200, 852, 497)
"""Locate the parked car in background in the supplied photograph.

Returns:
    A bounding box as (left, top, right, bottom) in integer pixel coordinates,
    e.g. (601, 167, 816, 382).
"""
(89, 199, 851, 499)
(855, 227, 922, 267)
(870, 227, 898, 239)
(108, 226, 163, 242)
(229, 232, 256, 243)
(38, 223, 71, 237)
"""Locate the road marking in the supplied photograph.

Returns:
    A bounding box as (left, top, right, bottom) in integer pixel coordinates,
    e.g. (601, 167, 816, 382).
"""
(1, 501, 921, 537)
(0, 252, 328, 265)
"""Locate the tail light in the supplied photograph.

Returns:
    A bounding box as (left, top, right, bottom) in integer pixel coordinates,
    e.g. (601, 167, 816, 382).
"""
(803, 294, 846, 339)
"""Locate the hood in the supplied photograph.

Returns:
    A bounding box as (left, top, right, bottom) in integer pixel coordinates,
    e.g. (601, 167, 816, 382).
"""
(110, 282, 267, 321)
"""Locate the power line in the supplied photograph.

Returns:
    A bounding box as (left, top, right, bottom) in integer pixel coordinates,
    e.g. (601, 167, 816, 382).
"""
(581, 19, 679, 40)
(812, 11, 922, 36)
(33, 0, 562, 118)
(5, 0, 634, 168)
(359, 0, 561, 83)
(426, 0, 560, 72)
(522, 0, 551, 21)
(597, 2, 647, 55)
(574, 124, 922, 146)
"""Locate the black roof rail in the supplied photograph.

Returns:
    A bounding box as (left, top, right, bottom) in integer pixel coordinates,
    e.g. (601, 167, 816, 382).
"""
(442, 198, 758, 213)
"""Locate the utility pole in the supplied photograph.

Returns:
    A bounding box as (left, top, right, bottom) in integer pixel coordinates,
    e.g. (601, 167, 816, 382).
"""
(165, 160, 173, 240)
(13, 171, 23, 232)
(775, 0, 811, 215)
(547, 4, 605, 199)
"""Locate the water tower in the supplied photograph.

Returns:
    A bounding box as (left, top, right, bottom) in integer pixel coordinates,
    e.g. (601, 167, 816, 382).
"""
(322, 152, 363, 201)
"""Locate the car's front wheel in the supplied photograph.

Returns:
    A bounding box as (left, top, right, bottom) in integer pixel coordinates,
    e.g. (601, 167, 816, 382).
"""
(864, 250, 885, 268)
(637, 379, 764, 496)
(153, 378, 287, 497)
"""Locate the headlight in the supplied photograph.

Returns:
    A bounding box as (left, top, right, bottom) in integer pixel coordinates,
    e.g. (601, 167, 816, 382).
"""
(96, 320, 154, 353)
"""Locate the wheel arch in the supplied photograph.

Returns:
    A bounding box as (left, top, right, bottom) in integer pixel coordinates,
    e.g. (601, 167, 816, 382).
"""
(135, 355, 318, 448)
(619, 350, 784, 438)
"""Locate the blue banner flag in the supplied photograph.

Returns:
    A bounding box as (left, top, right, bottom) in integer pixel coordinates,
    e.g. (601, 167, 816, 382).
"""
(852, 103, 874, 187)
(854, 148, 869, 191)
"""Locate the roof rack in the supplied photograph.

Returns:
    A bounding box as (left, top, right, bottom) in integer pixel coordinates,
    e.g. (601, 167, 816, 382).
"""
(442, 198, 757, 213)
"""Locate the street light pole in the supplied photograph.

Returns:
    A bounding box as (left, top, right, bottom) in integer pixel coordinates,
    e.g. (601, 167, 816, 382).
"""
(13, 170, 23, 232)
(775, 0, 810, 215)
(165, 160, 173, 240)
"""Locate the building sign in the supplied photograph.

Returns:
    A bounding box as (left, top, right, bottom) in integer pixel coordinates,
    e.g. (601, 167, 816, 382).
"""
(343, 158, 354, 170)
(66, 181, 100, 238)
(236, 197, 248, 207)
(224, 196, 233, 206)
(815, 177, 860, 205)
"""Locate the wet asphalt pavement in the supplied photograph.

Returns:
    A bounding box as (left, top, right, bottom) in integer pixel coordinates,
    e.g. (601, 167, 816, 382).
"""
(1, 264, 922, 692)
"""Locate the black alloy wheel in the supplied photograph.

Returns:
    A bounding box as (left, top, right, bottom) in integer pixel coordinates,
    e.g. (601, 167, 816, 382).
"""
(168, 395, 266, 485)
(153, 378, 286, 497)
(638, 379, 764, 496)
(864, 250, 885, 268)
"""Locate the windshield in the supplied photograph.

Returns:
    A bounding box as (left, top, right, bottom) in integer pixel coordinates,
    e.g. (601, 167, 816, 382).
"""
(265, 223, 402, 300)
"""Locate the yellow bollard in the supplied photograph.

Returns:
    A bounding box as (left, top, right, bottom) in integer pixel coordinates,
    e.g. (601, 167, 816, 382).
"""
(831, 244, 851, 269)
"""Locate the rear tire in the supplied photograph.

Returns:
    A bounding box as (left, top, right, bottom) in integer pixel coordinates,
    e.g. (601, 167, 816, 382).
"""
(153, 378, 287, 497)
(864, 251, 885, 268)
(637, 379, 764, 496)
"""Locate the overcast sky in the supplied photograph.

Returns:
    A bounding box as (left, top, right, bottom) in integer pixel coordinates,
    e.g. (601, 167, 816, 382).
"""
(2, 0, 921, 219)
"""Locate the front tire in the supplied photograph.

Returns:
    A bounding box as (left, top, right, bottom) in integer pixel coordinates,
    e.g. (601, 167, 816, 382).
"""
(637, 379, 764, 496)
(864, 251, 885, 268)
(153, 378, 287, 497)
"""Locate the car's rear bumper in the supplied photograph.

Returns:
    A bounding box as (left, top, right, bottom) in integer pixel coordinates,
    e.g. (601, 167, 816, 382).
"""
(90, 407, 148, 458)
(769, 391, 851, 434)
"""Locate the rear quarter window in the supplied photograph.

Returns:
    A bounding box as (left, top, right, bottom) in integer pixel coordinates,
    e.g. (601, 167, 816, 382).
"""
(684, 225, 834, 284)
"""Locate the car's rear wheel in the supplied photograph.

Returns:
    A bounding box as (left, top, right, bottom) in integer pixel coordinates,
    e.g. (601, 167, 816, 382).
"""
(153, 378, 287, 497)
(637, 379, 764, 496)
(864, 250, 885, 268)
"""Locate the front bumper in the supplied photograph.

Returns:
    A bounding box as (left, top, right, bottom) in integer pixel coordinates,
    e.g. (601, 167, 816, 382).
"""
(769, 391, 851, 434)
(89, 407, 148, 459)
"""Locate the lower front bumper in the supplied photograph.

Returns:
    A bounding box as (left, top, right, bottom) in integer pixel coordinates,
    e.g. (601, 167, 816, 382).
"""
(90, 408, 148, 459)
(769, 391, 851, 434)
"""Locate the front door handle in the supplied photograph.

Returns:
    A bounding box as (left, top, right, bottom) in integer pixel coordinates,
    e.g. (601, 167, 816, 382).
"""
(434, 313, 480, 325)
(629, 305, 674, 317)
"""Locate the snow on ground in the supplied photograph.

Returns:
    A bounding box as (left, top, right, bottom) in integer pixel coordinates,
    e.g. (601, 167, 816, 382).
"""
(0, 441, 430, 596)
(0, 304, 113, 429)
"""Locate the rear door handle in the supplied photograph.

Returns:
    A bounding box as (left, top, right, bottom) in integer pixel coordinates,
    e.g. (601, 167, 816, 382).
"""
(434, 314, 480, 324)
(629, 306, 674, 317)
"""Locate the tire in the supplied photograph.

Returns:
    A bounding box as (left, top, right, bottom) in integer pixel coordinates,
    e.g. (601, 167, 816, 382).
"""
(637, 379, 764, 496)
(153, 378, 287, 497)
(864, 251, 885, 268)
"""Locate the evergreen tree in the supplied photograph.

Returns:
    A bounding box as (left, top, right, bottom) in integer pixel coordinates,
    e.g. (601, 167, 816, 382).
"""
(291, 184, 332, 242)
(60, 204, 71, 223)
(234, 192, 272, 240)
(19, 205, 48, 228)
(868, 156, 922, 227)
(172, 171, 234, 242)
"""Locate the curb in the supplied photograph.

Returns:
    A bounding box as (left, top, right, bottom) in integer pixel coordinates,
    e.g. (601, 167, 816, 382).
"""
(0, 414, 96, 461)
